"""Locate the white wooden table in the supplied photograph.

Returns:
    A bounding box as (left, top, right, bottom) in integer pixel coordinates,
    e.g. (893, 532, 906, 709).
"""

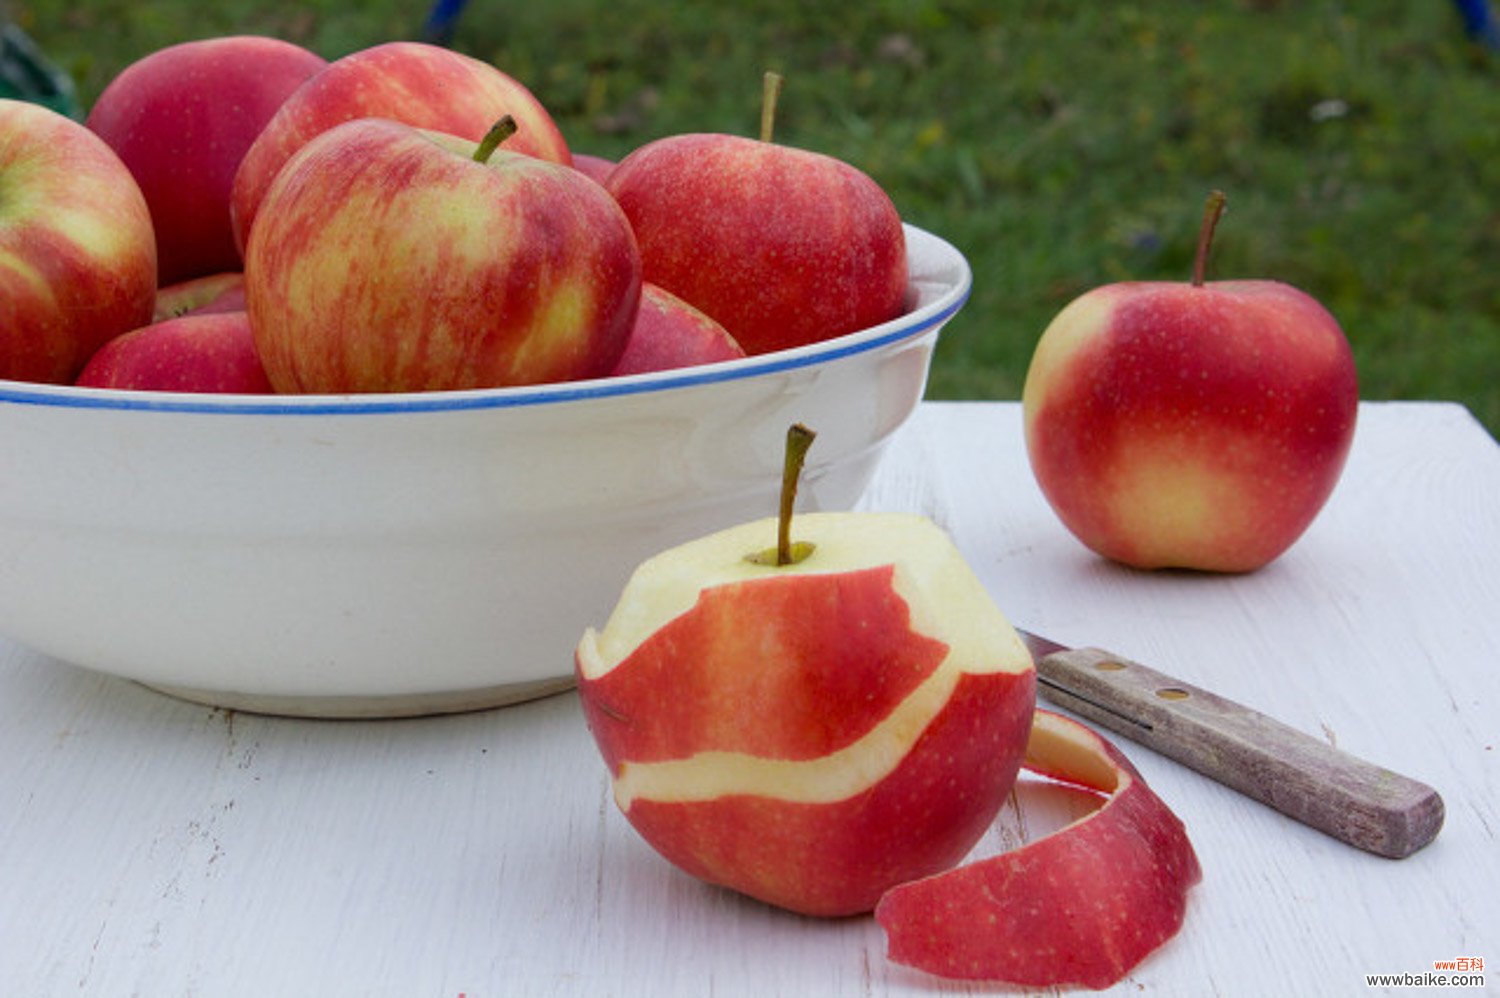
(2, 401, 1497, 997)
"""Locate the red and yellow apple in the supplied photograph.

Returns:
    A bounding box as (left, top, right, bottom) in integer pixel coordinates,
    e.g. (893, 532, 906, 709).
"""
(575, 509, 1037, 917)
(1022, 192, 1358, 572)
(85, 35, 327, 285)
(0, 98, 157, 384)
(610, 283, 745, 376)
(604, 130, 907, 355)
(244, 117, 639, 393)
(231, 40, 570, 253)
(75, 311, 271, 394)
(876, 709, 1202, 988)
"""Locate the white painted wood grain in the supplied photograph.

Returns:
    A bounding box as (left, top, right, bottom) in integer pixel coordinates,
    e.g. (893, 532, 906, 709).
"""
(1, 402, 1496, 997)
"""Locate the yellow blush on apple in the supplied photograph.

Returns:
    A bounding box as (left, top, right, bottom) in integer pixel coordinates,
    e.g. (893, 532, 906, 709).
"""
(1022, 191, 1358, 572)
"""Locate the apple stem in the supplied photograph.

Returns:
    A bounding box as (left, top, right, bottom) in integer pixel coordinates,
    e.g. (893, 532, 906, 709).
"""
(473, 115, 518, 164)
(775, 423, 816, 564)
(760, 70, 784, 143)
(1192, 190, 1227, 287)
(746, 424, 817, 566)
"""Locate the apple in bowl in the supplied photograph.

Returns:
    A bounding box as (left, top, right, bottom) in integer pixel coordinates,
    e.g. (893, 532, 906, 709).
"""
(76, 311, 271, 394)
(85, 35, 327, 285)
(230, 40, 571, 253)
(0, 99, 157, 384)
(244, 116, 640, 393)
(605, 75, 907, 356)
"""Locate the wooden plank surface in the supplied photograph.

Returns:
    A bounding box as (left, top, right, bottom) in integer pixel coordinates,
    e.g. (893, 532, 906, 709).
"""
(1, 401, 1496, 996)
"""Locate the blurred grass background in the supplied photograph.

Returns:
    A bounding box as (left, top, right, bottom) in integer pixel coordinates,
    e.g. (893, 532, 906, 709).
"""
(12, 0, 1498, 438)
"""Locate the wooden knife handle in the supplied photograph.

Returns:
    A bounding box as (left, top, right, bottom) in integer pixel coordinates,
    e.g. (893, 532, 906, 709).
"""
(1035, 646, 1445, 859)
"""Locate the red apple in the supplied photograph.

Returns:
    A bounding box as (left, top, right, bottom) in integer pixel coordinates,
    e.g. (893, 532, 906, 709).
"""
(85, 36, 327, 286)
(576, 495, 1037, 917)
(610, 283, 745, 376)
(571, 152, 615, 185)
(244, 117, 639, 393)
(604, 82, 906, 355)
(231, 41, 571, 254)
(0, 98, 156, 384)
(1022, 191, 1358, 572)
(75, 311, 271, 393)
(876, 709, 1202, 988)
(153, 272, 246, 321)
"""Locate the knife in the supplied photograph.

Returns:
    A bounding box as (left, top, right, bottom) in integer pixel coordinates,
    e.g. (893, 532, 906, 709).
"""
(1018, 629, 1444, 859)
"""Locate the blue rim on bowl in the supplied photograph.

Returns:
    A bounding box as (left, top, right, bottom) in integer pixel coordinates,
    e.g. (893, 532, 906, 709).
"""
(0, 225, 971, 416)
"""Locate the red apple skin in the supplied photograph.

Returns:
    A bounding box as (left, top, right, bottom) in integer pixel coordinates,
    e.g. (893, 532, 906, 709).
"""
(231, 41, 571, 254)
(0, 99, 157, 384)
(85, 36, 327, 286)
(153, 272, 246, 321)
(571, 153, 615, 185)
(876, 710, 1202, 988)
(75, 311, 272, 394)
(604, 133, 908, 356)
(245, 119, 639, 393)
(615, 670, 1034, 917)
(1023, 280, 1358, 572)
(577, 563, 1036, 917)
(609, 283, 745, 376)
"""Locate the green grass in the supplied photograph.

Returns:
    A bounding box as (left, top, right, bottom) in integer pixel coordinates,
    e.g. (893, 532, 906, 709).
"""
(14, 0, 1500, 438)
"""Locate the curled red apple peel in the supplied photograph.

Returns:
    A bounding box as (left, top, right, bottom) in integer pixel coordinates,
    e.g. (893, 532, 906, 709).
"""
(875, 709, 1203, 989)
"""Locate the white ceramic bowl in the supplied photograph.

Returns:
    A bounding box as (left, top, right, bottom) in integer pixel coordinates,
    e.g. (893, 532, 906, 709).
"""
(0, 225, 970, 717)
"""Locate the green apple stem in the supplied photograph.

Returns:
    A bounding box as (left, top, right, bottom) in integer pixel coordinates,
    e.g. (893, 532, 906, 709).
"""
(760, 70, 784, 143)
(1192, 190, 1227, 287)
(473, 115, 518, 164)
(747, 423, 817, 566)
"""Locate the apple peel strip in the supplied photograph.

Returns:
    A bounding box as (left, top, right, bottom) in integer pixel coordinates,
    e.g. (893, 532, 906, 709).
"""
(874, 709, 1203, 990)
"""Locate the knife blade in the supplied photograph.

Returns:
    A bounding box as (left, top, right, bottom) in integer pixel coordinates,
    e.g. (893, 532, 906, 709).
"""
(1017, 628, 1444, 859)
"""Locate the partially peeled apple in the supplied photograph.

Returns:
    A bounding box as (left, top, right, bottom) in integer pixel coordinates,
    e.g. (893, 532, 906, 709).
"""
(576, 426, 1201, 985)
(575, 426, 1036, 916)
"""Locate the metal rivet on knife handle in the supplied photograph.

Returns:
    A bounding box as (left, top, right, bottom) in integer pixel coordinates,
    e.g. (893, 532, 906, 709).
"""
(1033, 645, 1445, 859)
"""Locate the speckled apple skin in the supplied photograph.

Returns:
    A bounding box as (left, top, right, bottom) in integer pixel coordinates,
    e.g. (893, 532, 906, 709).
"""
(1023, 280, 1358, 572)
(606, 133, 908, 356)
(85, 36, 327, 285)
(245, 119, 638, 393)
(231, 41, 571, 253)
(610, 283, 744, 376)
(76, 311, 271, 394)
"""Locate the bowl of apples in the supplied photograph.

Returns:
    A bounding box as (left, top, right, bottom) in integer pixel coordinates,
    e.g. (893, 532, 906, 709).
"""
(0, 52, 972, 717)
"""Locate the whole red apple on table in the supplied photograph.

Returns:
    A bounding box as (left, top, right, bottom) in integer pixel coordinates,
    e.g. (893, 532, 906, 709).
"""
(609, 283, 745, 376)
(75, 311, 272, 394)
(85, 35, 327, 286)
(1023, 191, 1358, 572)
(0, 99, 156, 384)
(244, 117, 639, 393)
(604, 130, 907, 355)
(231, 40, 571, 254)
